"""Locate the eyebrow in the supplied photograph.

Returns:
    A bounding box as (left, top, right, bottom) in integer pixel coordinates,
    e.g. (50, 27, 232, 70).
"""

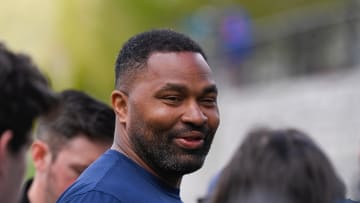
(158, 83, 218, 94)
(203, 84, 218, 95)
(158, 83, 187, 93)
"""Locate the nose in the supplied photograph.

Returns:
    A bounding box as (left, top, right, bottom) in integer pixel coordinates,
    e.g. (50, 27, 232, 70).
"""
(181, 101, 208, 126)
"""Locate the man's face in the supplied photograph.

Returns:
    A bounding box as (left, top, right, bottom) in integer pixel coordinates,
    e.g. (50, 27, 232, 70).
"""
(126, 52, 219, 176)
(44, 135, 110, 203)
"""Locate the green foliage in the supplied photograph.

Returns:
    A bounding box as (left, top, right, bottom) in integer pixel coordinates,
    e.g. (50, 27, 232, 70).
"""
(53, 0, 339, 104)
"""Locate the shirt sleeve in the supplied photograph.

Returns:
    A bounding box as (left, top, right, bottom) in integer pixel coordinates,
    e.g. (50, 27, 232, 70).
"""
(57, 190, 122, 203)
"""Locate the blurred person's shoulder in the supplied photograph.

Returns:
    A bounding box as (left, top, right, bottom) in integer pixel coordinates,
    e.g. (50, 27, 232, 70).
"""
(338, 199, 360, 203)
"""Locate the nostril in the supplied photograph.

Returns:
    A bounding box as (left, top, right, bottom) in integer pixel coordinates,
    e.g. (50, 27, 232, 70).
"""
(181, 102, 208, 126)
(182, 113, 207, 126)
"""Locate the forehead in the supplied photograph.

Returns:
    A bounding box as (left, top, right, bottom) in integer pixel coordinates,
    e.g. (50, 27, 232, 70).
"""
(137, 52, 215, 89)
(55, 135, 109, 161)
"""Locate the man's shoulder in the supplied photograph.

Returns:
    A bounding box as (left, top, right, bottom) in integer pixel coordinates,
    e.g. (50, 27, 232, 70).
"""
(57, 150, 123, 202)
(57, 150, 144, 202)
(57, 190, 122, 203)
(57, 179, 182, 203)
(58, 150, 182, 203)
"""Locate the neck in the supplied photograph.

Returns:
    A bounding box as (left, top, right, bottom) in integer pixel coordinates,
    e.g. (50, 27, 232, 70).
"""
(28, 176, 46, 203)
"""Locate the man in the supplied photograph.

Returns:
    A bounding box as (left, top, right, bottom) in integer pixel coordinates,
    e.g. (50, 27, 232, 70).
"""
(20, 90, 115, 203)
(57, 29, 220, 202)
(0, 43, 57, 203)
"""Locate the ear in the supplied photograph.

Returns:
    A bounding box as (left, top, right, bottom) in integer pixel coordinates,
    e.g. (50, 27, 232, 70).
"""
(111, 90, 128, 124)
(31, 140, 51, 172)
(0, 130, 13, 175)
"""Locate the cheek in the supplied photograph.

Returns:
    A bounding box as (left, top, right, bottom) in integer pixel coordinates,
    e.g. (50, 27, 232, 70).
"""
(205, 109, 220, 131)
(132, 103, 179, 130)
(59, 176, 77, 194)
(147, 109, 181, 132)
(49, 162, 78, 194)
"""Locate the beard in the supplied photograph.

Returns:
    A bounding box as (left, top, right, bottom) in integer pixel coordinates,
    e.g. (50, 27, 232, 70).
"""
(128, 118, 215, 177)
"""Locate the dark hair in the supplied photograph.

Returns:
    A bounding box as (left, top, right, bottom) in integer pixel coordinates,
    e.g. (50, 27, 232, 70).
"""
(0, 43, 57, 154)
(36, 90, 115, 156)
(209, 127, 345, 203)
(115, 29, 207, 89)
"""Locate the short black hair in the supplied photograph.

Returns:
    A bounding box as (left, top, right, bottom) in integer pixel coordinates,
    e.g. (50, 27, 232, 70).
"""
(115, 29, 207, 90)
(36, 90, 115, 156)
(0, 43, 57, 154)
(209, 127, 345, 203)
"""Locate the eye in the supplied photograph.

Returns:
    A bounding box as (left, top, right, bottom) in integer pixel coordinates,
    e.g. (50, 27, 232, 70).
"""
(200, 96, 217, 107)
(71, 165, 87, 175)
(162, 95, 183, 105)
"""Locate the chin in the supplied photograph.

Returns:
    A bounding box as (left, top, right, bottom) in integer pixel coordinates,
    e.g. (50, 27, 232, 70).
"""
(174, 156, 206, 175)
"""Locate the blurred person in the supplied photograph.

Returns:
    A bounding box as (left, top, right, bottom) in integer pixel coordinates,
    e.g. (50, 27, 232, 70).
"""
(207, 127, 346, 203)
(20, 90, 115, 203)
(57, 28, 220, 203)
(219, 6, 253, 85)
(0, 43, 57, 203)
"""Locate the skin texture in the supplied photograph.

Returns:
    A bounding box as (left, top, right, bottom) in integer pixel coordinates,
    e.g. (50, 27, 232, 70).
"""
(112, 52, 220, 188)
(0, 130, 27, 203)
(28, 135, 111, 203)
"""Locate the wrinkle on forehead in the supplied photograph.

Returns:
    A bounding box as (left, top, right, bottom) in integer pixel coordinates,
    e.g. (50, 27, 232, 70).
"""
(148, 52, 212, 78)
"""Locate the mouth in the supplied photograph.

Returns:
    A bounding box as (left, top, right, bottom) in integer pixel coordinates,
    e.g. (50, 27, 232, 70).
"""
(174, 132, 205, 150)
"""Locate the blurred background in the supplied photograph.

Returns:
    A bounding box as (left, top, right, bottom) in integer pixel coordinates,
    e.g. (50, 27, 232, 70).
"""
(1, 0, 359, 202)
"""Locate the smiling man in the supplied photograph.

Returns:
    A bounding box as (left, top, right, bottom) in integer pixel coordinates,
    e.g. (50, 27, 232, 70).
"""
(57, 29, 220, 203)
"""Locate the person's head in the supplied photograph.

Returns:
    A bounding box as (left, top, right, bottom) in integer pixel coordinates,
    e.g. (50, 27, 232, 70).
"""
(30, 90, 115, 203)
(111, 29, 220, 187)
(0, 42, 56, 203)
(209, 127, 345, 203)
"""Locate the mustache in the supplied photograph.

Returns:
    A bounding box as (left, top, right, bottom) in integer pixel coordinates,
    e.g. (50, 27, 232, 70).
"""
(169, 125, 211, 138)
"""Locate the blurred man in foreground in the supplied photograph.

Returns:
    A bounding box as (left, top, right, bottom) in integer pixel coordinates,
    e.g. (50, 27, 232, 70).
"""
(20, 90, 115, 203)
(0, 42, 57, 203)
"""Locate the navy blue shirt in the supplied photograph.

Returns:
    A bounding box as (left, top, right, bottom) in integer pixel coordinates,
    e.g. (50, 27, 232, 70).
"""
(57, 150, 182, 203)
(339, 199, 360, 203)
